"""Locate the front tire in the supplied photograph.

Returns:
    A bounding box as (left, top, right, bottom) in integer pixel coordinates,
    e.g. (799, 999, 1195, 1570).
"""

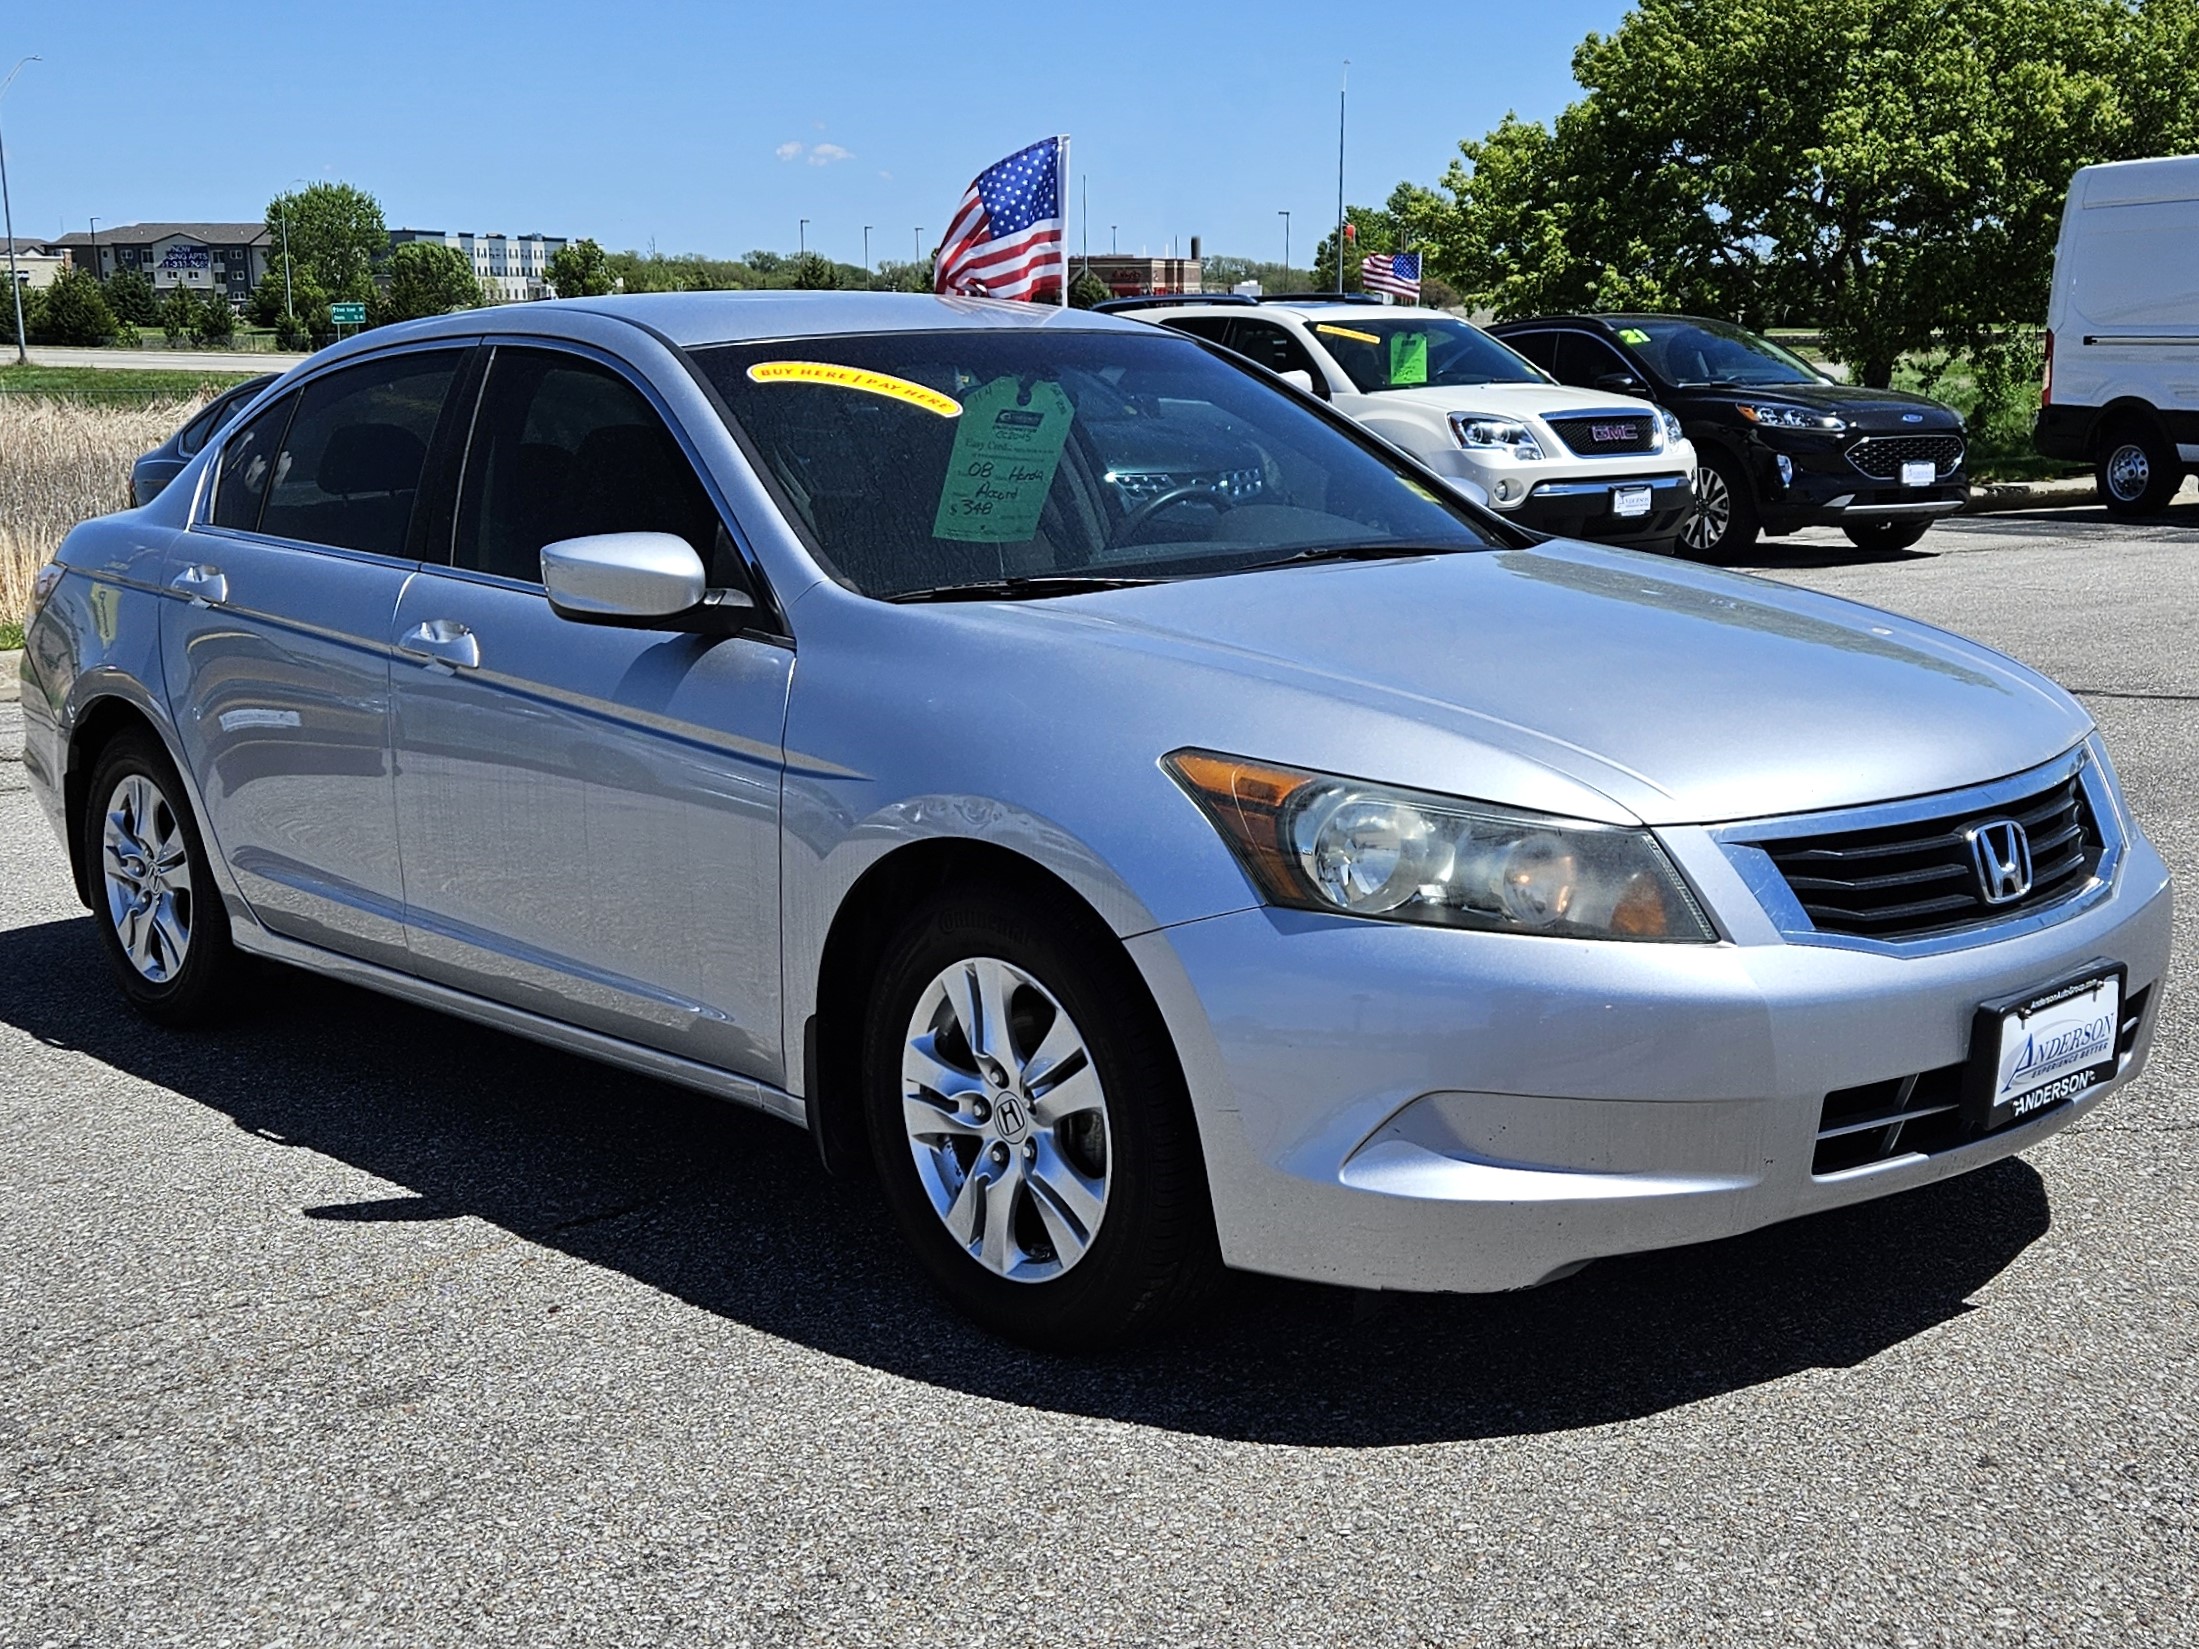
(862, 887, 1218, 1351)
(81, 731, 242, 1025)
(1678, 450, 1759, 558)
(2096, 421, 2180, 516)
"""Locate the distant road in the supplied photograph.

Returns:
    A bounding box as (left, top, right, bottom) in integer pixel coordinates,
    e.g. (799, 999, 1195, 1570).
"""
(25, 346, 309, 374)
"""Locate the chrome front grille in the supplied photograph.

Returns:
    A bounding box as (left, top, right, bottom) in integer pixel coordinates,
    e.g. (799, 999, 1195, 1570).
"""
(1735, 761, 2107, 942)
(1846, 434, 1964, 480)
(1546, 414, 1659, 456)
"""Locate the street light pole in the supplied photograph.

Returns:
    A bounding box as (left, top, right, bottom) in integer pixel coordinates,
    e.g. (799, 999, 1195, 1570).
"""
(799, 218, 808, 258)
(0, 56, 36, 366)
(88, 216, 99, 281)
(1278, 210, 1290, 275)
(862, 224, 872, 273)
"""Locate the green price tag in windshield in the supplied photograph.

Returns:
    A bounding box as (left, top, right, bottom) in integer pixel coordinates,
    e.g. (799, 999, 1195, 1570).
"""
(934, 377, 1076, 543)
(1388, 331, 1429, 386)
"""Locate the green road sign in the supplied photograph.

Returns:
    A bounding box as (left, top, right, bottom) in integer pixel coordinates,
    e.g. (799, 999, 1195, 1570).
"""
(329, 302, 366, 325)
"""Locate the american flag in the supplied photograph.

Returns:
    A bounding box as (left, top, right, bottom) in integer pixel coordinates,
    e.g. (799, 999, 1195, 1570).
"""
(934, 137, 1068, 303)
(1361, 251, 1422, 301)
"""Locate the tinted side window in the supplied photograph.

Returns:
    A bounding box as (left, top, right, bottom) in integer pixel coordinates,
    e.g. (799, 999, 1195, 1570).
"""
(1501, 329, 1558, 370)
(1226, 320, 1324, 384)
(453, 348, 730, 586)
(176, 397, 230, 459)
(209, 392, 298, 532)
(1160, 316, 1235, 344)
(1554, 331, 1637, 389)
(258, 351, 462, 557)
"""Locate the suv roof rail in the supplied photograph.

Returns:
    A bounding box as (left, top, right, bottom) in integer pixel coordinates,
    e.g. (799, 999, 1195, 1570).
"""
(1091, 294, 1256, 314)
(1263, 292, 1384, 305)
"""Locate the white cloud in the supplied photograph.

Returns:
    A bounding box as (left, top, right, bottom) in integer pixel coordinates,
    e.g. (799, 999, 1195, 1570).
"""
(774, 141, 804, 162)
(808, 143, 854, 166)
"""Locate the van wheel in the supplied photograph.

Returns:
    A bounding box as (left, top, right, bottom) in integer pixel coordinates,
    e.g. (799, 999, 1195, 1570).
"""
(2096, 421, 2179, 516)
(1678, 451, 1758, 558)
(81, 731, 242, 1025)
(862, 887, 1219, 1351)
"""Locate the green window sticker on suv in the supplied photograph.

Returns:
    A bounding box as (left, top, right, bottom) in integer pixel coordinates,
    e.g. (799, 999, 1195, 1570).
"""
(934, 377, 1076, 543)
(1388, 332, 1429, 386)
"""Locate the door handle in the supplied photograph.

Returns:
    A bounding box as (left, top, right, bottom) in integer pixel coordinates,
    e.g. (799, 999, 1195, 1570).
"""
(397, 619, 481, 672)
(169, 563, 227, 607)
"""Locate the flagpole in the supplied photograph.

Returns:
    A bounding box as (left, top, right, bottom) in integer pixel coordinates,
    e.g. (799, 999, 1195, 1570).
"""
(1335, 61, 1348, 293)
(1056, 134, 1072, 307)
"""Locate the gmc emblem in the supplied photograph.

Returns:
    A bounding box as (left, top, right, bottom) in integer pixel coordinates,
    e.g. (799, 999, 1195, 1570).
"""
(1590, 422, 1637, 443)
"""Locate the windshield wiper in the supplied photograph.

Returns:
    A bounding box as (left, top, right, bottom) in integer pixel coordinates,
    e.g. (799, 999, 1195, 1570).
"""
(885, 574, 1160, 604)
(1243, 542, 1457, 572)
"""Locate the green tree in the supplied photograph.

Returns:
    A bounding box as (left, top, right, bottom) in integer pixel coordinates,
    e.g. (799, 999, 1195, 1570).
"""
(36, 266, 120, 345)
(787, 251, 838, 290)
(544, 237, 615, 298)
(103, 268, 157, 325)
(870, 257, 933, 293)
(265, 182, 386, 306)
(159, 284, 197, 345)
(1068, 266, 1113, 309)
(380, 241, 482, 322)
(191, 293, 237, 346)
(1404, 0, 2198, 384)
(3, 285, 45, 348)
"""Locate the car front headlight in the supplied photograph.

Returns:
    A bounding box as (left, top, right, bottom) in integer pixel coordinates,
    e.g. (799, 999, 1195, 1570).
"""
(1735, 402, 1846, 433)
(1449, 413, 1544, 460)
(1164, 750, 1716, 942)
(1657, 407, 1685, 445)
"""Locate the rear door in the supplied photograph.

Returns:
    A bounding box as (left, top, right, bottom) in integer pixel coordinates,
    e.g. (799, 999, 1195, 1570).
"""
(161, 346, 469, 968)
(388, 343, 792, 1083)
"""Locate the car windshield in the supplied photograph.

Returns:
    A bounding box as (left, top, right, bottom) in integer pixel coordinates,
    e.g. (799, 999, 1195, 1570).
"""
(1303, 314, 1544, 393)
(691, 328, 1498, 600)
(1613, 317, 1825, 387)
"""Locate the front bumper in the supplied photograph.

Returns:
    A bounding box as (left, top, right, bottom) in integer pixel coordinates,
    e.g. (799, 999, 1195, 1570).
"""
(1744, 428, 1970, 535)
(1508, 472, 1694, 548)
(1128, 818, 2171, 1293)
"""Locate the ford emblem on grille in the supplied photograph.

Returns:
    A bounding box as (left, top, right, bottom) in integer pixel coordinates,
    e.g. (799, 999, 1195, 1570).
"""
(1590, 422, 1636, 443)
(1966, 818, 2033, 904)
(1902, 412, 1924, 423)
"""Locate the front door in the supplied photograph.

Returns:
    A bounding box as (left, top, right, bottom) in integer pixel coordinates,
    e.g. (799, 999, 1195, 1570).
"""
(389, 344, 791, 1083)
(161, 347, 466, 968)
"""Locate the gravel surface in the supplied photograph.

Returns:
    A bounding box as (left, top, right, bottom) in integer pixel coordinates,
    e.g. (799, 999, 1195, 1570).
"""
(3, 501, 2195, 1647)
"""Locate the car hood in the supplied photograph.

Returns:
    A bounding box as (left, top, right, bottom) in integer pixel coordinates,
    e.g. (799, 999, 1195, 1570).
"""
(1678, 380, 1963, 432)
(1350, 381, 1662, 420)
(991, 542, 2089, 827)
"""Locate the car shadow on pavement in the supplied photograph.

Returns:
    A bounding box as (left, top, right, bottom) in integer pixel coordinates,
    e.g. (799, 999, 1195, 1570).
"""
(1688, 539, 1941, 572)
(0, 915, 2053, 1449)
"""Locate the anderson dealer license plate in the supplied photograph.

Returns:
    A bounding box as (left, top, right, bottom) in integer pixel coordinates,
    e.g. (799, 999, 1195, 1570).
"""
(1612, 484, 1653, 518)
(1964, 964, 2125, 1134)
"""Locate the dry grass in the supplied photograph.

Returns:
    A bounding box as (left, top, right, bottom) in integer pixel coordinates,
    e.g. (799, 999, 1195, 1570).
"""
(1, 396, 207, 635)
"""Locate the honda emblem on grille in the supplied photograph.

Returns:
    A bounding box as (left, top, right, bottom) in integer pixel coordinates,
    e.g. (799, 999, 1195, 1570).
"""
(1966, 818, 2033, 904)
(1590, 422, 1636, 443)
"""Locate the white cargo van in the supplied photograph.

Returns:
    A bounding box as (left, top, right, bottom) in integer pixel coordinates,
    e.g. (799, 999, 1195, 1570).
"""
(2035, 154, 2199, 514)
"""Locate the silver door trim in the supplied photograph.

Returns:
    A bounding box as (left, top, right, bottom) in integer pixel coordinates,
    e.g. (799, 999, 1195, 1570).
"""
(229, 921, 808, 1127)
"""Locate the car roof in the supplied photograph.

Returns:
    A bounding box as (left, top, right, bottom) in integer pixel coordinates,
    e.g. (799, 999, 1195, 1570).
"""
(344, 290, 1146, 354)
(1134, 300, 1454, 323)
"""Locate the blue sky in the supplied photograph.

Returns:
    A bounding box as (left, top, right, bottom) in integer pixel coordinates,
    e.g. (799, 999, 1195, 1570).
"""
(1, 0, 1631, 266)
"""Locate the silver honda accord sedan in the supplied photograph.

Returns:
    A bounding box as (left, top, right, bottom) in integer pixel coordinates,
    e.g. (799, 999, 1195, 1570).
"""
(16, 293, 2172, 1349)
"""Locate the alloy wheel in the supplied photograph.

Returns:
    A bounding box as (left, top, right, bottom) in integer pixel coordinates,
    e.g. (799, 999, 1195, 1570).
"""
(1681, 467, 1731, 552)
(2105, 442, 2151, 503)
(100, 772, 193, 984)
(899, 956, 1112, 1283)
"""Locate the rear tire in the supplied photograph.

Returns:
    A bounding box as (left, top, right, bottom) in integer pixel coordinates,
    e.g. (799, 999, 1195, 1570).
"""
(862, 886, 1219, 1351)
(1841, 519, 1933, 552)
(2096, 420, 2179, 516)
(1678, 450, 1759, 558)
(81, 731, 242, 1026)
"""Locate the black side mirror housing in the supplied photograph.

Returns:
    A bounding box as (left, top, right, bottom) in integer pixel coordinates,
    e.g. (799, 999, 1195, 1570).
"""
(1594, 371, 1647, 393)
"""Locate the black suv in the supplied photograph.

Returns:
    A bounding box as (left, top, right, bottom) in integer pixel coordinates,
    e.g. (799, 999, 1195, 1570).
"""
(1489, 314, 1968, 556)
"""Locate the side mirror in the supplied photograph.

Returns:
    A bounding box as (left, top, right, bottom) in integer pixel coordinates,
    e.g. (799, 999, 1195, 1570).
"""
(540, 532, 754, 632)
(1278, 368, 1319, 396)
(1594, 371, 1647, 393)
(1442, 474, 1491, 509)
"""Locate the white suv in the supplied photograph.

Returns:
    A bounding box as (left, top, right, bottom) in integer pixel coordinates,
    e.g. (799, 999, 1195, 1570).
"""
(1117, 297, 1697, 552)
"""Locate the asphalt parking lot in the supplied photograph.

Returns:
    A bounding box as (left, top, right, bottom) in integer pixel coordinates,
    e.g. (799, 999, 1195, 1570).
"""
(4, 498, 2195, 1648)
